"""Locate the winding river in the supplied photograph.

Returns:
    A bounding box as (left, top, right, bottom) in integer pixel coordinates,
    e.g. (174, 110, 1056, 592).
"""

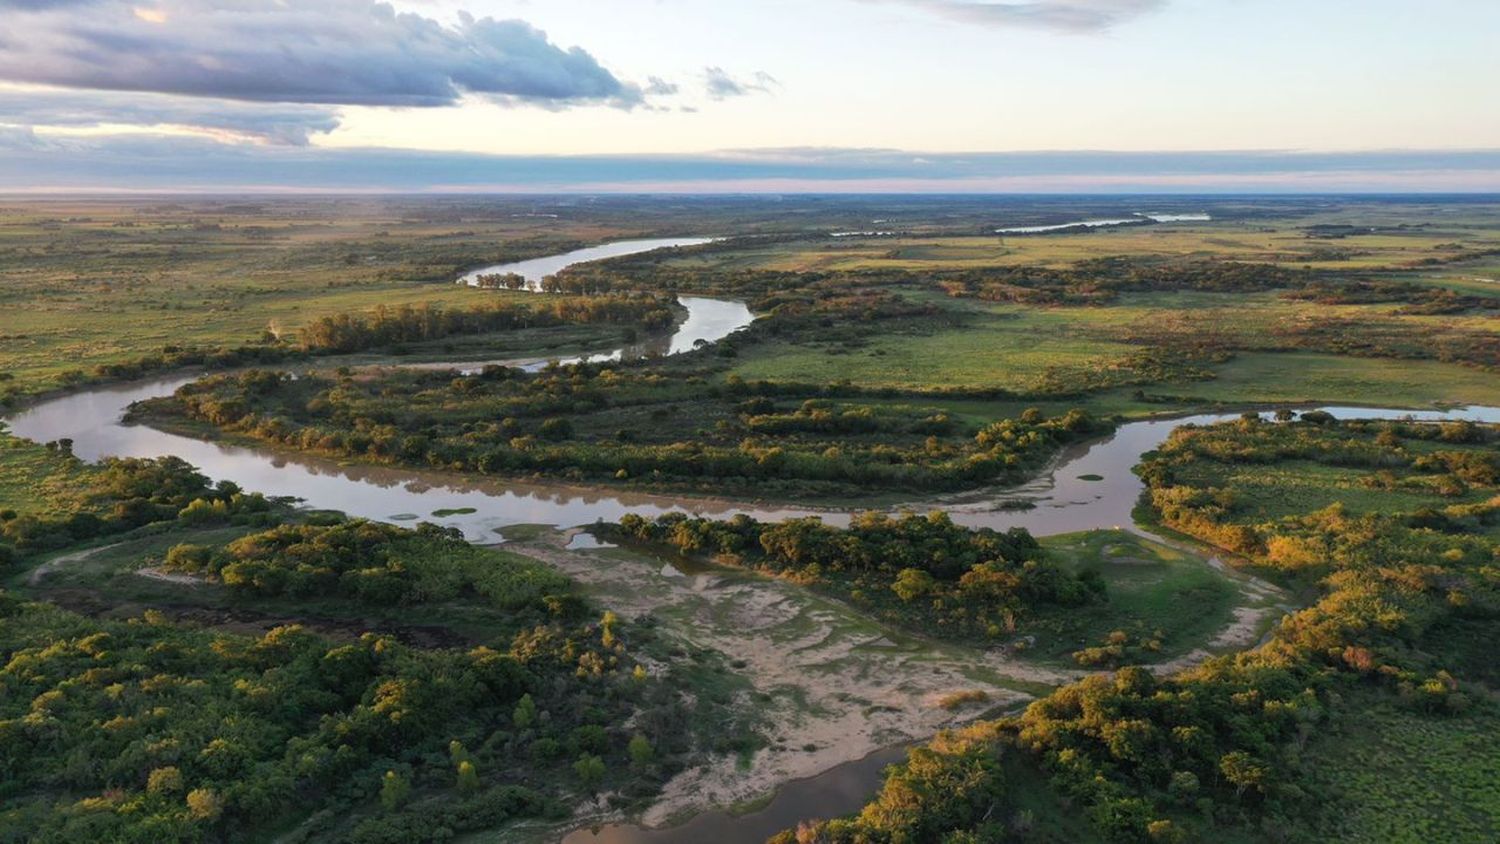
(6, 238, 1500, 843)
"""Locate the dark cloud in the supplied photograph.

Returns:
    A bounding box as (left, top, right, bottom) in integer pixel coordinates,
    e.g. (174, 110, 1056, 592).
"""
(0, 0, 640, 108)
(883, 0, 1165, 32)
(0, 88, 339, 145)
(703, 67, 778, 101)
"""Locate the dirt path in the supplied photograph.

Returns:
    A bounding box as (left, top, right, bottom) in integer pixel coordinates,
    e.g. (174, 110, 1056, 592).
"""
(26, 543, 123, 586)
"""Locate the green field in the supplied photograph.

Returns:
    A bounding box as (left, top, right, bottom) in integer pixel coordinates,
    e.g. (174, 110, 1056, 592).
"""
(1025, 530, 1243, 663)
(1306, 694, 1500, 842)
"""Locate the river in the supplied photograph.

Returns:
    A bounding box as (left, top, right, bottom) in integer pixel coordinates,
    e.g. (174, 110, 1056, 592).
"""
(6, 238, 1500, 844)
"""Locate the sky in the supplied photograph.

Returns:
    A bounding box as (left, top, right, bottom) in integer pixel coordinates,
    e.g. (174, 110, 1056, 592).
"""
(1, 0, 1498, 192)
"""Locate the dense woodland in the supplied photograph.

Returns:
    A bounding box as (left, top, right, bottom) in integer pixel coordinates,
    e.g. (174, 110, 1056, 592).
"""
(607, 510, 1103, 641)
(0, 458, 751, 843)
(146, 366, 1106, 498)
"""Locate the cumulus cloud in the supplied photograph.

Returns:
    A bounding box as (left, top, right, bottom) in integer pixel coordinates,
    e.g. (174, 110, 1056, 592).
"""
(703, 67, 779, 101)
(881, 0, 1165, 32)
(0, 87, 340, 145)
(0, 0, 640, 108)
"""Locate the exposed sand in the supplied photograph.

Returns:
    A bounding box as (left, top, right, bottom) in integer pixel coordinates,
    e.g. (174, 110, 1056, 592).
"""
(135, 566, 204, 586)
(517, 530, 1070, 828)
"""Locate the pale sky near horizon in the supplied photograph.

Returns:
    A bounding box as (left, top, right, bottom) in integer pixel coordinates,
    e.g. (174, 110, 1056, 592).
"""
(332, 0, 1499, 155)
(1, 0, 1498, 191)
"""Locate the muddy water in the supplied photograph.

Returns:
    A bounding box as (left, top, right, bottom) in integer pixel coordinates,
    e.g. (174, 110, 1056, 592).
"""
(559, 745, 908, 844)
(7, 236, 1500, 844)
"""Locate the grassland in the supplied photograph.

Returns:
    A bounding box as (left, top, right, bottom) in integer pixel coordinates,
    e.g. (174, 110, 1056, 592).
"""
(1025, 530, 1242, 663)
(730, 287, 1500, 408)
(665, 208, 1500, 273)
(0, 198, 672, 393)
(1306, 693, 1500, 842)
(0, 433, 97, 515)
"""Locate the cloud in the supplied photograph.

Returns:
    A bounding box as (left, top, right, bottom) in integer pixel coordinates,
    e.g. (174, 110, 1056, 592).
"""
(881, 0, 1165, 32)
(0, 0, 640, 108)
(644, 77, 680, 97)
(703, 67, 779, 101)
(0, 87, 340, 145)
(1, 136, 1497, 193)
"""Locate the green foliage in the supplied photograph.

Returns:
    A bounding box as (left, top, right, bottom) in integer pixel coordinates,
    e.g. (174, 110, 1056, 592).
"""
(611, 509, 1103, 641)
(160, 519, 573, 619)
(151, 364, 1105, 498)
(627, 734, 654, 770)
(513, 693, 537, 729)
(380, 771, 411, 812)
(573, 754, 606, 790)
(0, 493, 724, 843)
(787, 418, 1500, 842)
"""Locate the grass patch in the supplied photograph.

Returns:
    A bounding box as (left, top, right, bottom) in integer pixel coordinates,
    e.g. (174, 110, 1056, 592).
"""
(1023, 530, 1239, 664)
(1305, 692, 1500, 842)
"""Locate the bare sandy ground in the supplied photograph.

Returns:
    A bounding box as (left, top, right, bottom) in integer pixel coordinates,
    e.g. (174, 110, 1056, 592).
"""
(515, 531, 1078, 828)
(511, 526, 1296, 829)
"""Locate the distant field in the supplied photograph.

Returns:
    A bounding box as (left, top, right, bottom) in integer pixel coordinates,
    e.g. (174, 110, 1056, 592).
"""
(667, 213, 1500, 273)
(731, 286, 1500, 409)
(0, 199, 659, 391)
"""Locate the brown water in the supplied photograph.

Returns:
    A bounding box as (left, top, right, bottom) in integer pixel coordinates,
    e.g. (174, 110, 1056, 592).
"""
(555, 745, 909, 844)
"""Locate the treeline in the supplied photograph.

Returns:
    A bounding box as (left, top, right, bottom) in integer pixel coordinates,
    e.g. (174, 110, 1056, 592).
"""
(1282, 279, 1500, 315)
(607, 510, 1103, 641)
(154, 366, 1107, 497)
(784, 418, 1500, 842)
(298, 295, 677, 354)
(934, 259, 1310, 306)
(162, 520, 575, 615)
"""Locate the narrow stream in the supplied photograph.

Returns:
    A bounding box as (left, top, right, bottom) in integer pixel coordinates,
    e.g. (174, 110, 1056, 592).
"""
(6, 238, 1499, 844)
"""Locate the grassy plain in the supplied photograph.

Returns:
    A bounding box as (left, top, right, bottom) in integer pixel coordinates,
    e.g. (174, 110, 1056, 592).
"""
(1306, 694, 1500, 842)
(731, 288, 1500, 408)
(0, 198, 666, 392)
(0, 434, 97, 514)
(666, 210, 1500, 273)
(1026, 530, 1241, 663)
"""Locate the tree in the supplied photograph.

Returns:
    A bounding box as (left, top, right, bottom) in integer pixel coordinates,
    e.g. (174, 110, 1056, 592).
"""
(628, 734, 654, 770)
(513, 693, 537, 729)
(574, 754, 606, 790)
(1219, 751, 1268, 798)
(891, 567, 935, 602)
(456, 760, 480, 794)
(380, 770, 410, 811)
(147, 766, 184, 795)
(186, 788, 223, 821)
